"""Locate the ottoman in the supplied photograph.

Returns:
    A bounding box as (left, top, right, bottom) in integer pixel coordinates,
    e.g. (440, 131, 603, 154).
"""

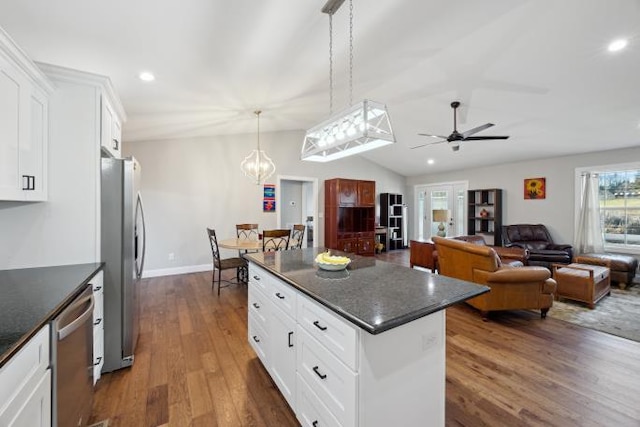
(573, 253, 638, 289)
(552, 263, 611, 309)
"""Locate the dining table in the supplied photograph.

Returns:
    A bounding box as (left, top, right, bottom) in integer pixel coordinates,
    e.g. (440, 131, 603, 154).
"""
(218, 238, 262, 251)
(218, 237, 300, 252)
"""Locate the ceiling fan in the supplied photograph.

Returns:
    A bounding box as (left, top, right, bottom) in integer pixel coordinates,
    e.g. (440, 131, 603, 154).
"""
(412, 101, 509, 151)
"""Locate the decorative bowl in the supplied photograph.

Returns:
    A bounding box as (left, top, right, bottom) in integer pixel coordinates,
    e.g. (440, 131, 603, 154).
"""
(316, 261, 350, 271)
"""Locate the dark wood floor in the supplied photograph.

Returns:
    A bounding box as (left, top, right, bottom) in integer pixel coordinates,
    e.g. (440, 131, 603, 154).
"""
(90, 250, 640, 427)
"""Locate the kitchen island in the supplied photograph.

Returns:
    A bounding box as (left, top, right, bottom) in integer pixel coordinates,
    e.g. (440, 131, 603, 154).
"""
(245, 248, 488, 427)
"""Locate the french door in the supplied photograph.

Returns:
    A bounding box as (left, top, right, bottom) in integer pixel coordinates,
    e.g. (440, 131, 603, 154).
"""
(415, 182, 467, 240)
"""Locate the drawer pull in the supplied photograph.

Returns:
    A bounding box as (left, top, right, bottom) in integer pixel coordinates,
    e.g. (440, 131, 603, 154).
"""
(94, 356, 102, 366)
(312, 422, 318, 427)
(312, 366, 327, 380)
(275, 292, 285, 300)
(252, 335, 260, 343)
(313, 320, 327, 331)
(288, 331, 294, 348)
(253, 302, 260, 309)
(253, 275, 261, 281)
(94, 318, 102, 326)
(94, 285, 102, 291)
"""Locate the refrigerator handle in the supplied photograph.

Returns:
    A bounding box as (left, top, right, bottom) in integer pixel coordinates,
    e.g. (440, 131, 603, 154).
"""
(135, 192, 147, 280)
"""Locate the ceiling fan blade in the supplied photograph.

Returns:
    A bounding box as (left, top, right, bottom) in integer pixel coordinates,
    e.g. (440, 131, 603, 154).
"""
(461, 123, 494, 138)
(418, 133, 449, 140)
(463, 136, 510, 140)
(410, 139, 447, 149)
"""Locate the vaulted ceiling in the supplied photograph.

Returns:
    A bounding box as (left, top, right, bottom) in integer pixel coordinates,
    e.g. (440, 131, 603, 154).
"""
(1, 0, 638, 176)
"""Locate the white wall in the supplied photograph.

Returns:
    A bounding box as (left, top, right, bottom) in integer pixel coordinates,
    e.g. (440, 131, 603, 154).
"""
(406, 146, 640, 245)
(123, 130, 406, 276)
(0, 81, 100, 269)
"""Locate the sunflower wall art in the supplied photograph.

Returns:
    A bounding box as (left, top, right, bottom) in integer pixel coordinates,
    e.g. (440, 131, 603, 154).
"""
(524, 177, 546, 199)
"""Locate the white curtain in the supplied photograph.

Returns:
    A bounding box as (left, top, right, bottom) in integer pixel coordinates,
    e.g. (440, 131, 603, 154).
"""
(574, 172, 604, 254)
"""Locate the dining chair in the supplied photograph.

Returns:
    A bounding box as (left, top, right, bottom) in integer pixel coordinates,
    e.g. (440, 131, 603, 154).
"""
(236, 223, 259, 242)
(207, 228, 246, 295)
(290, 224, 305, 249)
(262, 229, 291, 252)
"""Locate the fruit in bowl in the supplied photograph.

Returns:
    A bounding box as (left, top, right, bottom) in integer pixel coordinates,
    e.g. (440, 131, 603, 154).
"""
(315, 251, 351, 271)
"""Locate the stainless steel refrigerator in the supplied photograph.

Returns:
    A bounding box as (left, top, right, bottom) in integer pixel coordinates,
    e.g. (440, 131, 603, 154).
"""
(101, 155, 146, 373)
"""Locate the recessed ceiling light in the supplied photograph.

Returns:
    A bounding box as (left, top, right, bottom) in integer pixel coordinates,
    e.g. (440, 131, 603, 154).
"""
(607, 38, 628, 52)
(427, 159, 435, 165)
(139, 71, 155, 82)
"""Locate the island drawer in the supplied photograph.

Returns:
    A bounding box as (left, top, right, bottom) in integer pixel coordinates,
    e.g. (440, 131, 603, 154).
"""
(296, 373, 342, 427)
(248, 285, 270, 327)
(249, 264, 274, 295)
(269, 276, 297, 316)
(248, 313, 269, 366)
(297, 327, 357, 427)
(298, 294, 358, 370)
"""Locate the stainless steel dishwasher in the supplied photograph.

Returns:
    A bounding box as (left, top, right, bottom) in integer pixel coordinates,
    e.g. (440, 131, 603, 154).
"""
(51, 284, 94, 427)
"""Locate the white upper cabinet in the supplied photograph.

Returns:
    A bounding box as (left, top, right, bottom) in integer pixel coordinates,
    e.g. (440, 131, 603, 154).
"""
(101, 96, 123, 158)
(0, 27, 53, 201)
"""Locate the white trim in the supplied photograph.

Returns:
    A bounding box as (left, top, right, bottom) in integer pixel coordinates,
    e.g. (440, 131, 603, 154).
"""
(143, 263, 211, 278)
(276, 175, 319, 246)
(0, 27, 54, 93)
(36, 62, 127, 122)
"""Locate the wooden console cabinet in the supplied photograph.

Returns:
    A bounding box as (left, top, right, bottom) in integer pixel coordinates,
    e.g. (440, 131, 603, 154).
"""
(325, 179, 375, 256)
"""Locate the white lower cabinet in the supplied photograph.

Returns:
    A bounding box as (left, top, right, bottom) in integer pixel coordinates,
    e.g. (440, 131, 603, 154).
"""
(92, 271, 104, 384)
(269, 305, 297, 409)
(297, 374, 341, 427)
(248, 262, 447, 427)
(0, 326, 51, 427)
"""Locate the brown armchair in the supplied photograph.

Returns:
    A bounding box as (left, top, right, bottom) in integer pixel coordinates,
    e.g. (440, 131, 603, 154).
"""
(502, 224, 573, 269)
(433, 236, 557, 319)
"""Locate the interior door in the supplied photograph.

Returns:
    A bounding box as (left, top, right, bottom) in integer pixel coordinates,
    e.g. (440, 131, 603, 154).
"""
(415, 182, 467, 240)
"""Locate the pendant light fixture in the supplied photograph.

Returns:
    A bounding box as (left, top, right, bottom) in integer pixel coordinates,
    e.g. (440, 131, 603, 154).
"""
(301, 0, 395, 162)
(240, 110, 276, 185)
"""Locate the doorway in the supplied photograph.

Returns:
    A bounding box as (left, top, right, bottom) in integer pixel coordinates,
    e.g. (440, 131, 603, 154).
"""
(415, 181, 468, 240)
(276, 176, 318, 248)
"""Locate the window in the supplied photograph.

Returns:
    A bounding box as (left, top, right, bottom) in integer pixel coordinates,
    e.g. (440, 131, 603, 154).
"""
(598, 170, 640, 248)
(578, 164, 640, 252)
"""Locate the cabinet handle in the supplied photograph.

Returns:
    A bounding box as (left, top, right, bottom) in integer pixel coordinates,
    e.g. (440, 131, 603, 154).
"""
(312, 422, 318, 427)
(94, 318, 102, 326)
(288, 331, 294, 348)
(275, 292, 285, 300)
(21, 175, 35, 191)
(253, 275, 261, 281)
(313, 320, 327, 331)
(94, 285, 102, 291)
(252, 302, 260, 309)
(112, 138, 119, 150)
(312, 366, 327, 380)
(94, 356, 102, 366)
(252, 335, 260, 343)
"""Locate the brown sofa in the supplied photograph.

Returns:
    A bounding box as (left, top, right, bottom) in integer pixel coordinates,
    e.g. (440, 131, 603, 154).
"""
(502, 224, 573, 269)
(433, 236, 557, 319)
(453, 235, 528, 267)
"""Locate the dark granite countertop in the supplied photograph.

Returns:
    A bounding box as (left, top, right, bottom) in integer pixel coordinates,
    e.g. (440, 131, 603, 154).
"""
(0, 263, 104, 368)
(245, 248, 489, 334)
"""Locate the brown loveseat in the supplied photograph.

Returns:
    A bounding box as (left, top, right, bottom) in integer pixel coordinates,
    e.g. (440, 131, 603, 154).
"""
(433, 236, 557, 319)
(502, 224, 573, 269)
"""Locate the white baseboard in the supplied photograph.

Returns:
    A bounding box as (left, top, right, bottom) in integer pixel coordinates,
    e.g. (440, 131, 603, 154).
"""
(143, 263, 211, 278)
